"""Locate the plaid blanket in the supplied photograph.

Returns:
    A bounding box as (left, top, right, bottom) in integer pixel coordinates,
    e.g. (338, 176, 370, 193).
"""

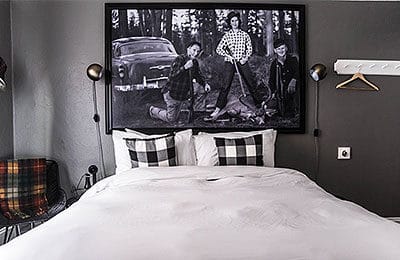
(0, 158, 48, 220)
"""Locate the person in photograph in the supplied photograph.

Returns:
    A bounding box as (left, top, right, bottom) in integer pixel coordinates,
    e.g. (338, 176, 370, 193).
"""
(149, 41, 211, 123)
(268, 39, 299, 117)
(210, 11, 263, 120)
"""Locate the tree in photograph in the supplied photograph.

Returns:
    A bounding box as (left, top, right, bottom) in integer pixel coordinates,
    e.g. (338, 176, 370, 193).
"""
(138, 10, 145, 36)
(180, 10, 193, 53)
(241, 10, 249, 31)
(263, 10, 274, 56)
(290, 11, 298, 55)
(164, 9, 173, 41)
(143, 10, 152, 36)
(151, 10, 162, 37)
(196, 9, 206, 52)
(196, 9, 218, 56)
(278, 10, 285, 40)
(208, 10, 218, 55)
(119, 9, 128, 38)
(247, 10, 265, 56)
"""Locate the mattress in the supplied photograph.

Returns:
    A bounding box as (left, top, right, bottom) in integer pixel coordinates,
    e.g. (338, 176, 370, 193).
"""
(1, 166, 399, 259)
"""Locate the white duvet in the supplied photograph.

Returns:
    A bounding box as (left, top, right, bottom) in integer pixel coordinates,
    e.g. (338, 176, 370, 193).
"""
(1, 166, 400, 260)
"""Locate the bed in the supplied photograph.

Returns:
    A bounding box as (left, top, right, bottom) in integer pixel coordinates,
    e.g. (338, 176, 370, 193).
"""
(1, 166, 400, 259)
(1, 129, 400, 259)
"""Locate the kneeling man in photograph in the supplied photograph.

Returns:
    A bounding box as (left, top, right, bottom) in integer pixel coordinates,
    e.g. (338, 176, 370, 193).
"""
(149, 41, 211, 123)
(268, 39, 299, 117)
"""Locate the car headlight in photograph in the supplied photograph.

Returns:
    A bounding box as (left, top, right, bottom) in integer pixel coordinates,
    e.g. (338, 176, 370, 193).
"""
(118, 66, 125, 79)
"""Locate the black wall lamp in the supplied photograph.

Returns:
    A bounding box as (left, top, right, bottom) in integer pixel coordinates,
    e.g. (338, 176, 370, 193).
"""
(86, 63, 106, 180)
(309, 63, 327, 137)
(309, 63, 327, 183)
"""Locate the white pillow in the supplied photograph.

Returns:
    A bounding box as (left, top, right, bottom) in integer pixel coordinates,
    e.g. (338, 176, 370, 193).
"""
(112, 129, 195, 174)
(193, 129, 277, 167)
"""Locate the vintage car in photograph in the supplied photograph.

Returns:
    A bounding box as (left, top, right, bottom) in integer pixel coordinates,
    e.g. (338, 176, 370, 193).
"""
(111, 37, 178, 91)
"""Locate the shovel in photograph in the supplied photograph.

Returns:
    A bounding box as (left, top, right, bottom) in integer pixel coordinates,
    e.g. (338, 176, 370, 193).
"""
(224, 48, 254, 110)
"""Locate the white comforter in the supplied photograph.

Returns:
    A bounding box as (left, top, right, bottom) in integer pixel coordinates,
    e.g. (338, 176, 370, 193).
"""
(1, 166, 400, 259)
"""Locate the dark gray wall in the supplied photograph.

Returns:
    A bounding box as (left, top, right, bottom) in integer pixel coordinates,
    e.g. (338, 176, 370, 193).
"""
(277, 1, 400, 216)
(0, 0, 13, 159)
(11, 1, 108, 194)
(10, 0, 400, 216)
(316, 2, 400, 216)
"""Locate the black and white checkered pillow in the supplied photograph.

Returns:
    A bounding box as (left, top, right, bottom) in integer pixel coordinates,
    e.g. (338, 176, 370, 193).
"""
(124, 134, 177, 168)
(214, 134, 264, 166)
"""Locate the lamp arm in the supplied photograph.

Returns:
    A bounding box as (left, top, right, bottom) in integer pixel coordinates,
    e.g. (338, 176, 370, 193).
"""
(314, 81, 320, 136)
(92, 81, 100, 122)
(92, 81, 106, 179)
(314, 81, 320, 183)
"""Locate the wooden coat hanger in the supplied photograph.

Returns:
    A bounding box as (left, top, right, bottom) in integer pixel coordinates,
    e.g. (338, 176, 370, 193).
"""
(336, 72, 380, 91)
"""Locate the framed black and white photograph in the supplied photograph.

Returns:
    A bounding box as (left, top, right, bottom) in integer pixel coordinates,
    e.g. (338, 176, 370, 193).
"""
(105, 3, 305, 134)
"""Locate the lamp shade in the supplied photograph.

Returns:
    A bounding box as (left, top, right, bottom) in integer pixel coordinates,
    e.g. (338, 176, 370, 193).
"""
(86, 63, 103, 82)
(309, 64, 327, 82)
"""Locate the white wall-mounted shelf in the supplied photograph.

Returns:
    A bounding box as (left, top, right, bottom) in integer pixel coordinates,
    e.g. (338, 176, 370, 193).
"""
(334, 59, 400, 76)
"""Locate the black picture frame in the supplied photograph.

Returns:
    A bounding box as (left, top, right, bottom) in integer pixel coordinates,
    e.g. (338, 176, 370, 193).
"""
(105, 3, 305, 134)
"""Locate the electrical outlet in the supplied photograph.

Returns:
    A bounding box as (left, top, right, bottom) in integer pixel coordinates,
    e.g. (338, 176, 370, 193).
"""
(338, 147, 351, 159)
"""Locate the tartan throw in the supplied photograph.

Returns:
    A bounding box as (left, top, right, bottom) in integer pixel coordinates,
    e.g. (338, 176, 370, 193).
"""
(125, 134, 177, 168)
(0, 158, 48, 220)
(214, 134, 264, 166)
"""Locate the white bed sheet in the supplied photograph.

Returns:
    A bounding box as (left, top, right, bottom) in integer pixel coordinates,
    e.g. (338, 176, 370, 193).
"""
(1, 166, 400, 260)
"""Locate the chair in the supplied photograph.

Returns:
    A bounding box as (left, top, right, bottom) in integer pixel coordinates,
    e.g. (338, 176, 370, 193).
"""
(0, 160, 67, 244)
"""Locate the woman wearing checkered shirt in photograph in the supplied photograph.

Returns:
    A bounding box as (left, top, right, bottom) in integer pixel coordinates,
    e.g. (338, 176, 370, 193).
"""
(210, 11, 263, 120)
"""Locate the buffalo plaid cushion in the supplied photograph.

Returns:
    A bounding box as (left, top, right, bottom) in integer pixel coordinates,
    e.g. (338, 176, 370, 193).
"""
(0, 158, 48, 220)
(125, 134, 177, 168)
(214, 134, 264, 166)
